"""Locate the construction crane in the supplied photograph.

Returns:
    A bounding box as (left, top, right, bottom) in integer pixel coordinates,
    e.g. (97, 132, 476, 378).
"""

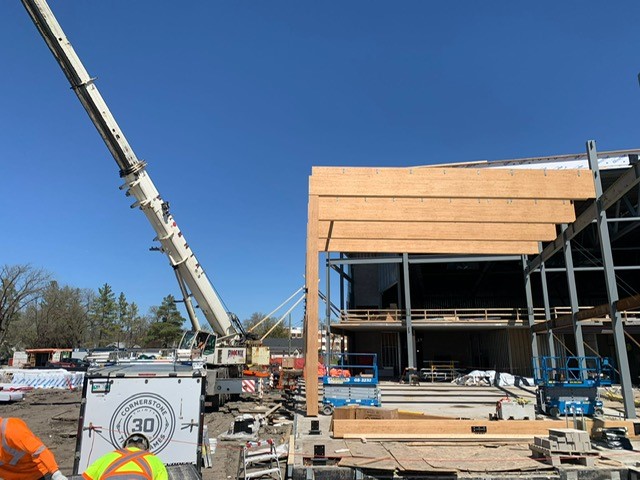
(19, 0, 308, 404)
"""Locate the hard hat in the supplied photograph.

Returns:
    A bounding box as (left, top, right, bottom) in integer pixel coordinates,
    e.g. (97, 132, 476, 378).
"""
(123, 433, 150, 450)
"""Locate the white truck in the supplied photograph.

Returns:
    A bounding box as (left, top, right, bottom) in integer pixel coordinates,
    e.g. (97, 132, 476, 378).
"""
(21, 0, 266, 405)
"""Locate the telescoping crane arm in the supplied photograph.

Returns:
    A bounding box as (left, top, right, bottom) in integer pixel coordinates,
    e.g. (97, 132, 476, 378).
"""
(22, 0, 245, 339)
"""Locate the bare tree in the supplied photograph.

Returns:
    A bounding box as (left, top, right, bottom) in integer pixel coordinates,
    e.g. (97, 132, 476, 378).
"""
(0, 265, 50, 344)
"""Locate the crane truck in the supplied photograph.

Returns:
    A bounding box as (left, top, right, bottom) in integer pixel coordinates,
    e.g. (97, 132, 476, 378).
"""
(19, 0, 297, 474)
(20, 0, 271, 404)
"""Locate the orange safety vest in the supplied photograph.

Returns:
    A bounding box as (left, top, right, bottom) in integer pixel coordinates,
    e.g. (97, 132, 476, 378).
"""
(0, 417, 59, 480)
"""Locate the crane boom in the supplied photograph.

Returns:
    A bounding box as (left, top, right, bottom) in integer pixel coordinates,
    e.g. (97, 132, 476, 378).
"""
(22, 0, 244, 338)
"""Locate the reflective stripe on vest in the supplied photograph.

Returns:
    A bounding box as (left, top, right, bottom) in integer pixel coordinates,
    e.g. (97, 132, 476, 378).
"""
(0, 418, 27, 466)
(101, 449, 153, 479)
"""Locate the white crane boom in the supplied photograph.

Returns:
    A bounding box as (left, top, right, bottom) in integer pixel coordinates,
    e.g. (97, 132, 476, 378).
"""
(22, 0, 243, 338)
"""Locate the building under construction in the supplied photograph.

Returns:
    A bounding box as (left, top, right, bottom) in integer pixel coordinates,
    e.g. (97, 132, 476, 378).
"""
(304, 143, 640, 418)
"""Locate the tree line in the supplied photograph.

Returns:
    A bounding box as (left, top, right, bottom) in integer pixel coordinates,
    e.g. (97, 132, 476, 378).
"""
(0, 264, 290, 358)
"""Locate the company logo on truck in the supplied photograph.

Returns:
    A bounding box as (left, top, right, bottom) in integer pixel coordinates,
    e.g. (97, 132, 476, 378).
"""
(109, 393, 176, 453)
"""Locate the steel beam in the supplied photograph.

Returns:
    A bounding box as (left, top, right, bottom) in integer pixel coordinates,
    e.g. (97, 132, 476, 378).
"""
(327, 254, 520, 266)
(587, 140, 636, 419)
(538, 243, 556, 360)
(527, 154, 640, 274)
(402, 253, 416, 369)
(542, 265, 640, 272)
(522, 255, 540, 358)
(561, 224, 586, 359)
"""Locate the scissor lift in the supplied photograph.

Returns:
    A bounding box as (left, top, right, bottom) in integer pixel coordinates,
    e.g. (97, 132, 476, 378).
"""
(321, 353, 381, 415)
(533, 356, 613, 417)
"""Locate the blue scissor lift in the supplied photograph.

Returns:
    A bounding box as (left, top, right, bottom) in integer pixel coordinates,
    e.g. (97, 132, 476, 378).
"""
(532, 356, 613, 417)
(321, 353, 381, 416)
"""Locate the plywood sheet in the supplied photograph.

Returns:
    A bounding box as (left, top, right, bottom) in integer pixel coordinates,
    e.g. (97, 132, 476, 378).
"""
(386, 443, 552, 473)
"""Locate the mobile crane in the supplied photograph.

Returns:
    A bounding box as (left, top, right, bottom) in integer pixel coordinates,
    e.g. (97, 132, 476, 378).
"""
(21, 0, 264, 403)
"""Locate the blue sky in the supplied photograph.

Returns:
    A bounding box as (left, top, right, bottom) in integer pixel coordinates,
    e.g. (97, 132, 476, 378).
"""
(2, 1, 640, 329)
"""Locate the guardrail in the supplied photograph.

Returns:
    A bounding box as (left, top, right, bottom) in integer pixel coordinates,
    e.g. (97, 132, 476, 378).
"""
(338, 307, 640, 325)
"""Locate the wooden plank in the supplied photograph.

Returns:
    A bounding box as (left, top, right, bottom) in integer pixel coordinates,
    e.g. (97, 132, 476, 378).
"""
(287, 434, 296, 468)
(318, 221, 557, 241)
(319, 238, 539, 255)
(318, 197, 576, 224)
(332, 419, 569, 438)
(304, 195, 319, 416)
(343, 434, 537, 441)
(310, 168, 595, 200)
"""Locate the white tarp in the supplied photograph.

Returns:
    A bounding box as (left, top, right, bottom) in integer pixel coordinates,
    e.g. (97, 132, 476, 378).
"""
(1, 368, 84, 389)
(453, 370, 534, 387)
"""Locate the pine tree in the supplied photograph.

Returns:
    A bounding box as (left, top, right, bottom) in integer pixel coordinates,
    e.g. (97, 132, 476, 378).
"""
(88, 283, 117, 347)
(144, 295, 185, 348)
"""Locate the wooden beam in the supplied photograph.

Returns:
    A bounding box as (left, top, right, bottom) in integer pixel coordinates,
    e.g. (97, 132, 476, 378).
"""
(332, 419, 570, 438)
(319, 238, 539, 255)
(310, 168, 595, 200)
(532, 294, 640, 333)
(318, 221, 557, 242)
(304, 195, 319, 416)
(318, 197, 576, 224)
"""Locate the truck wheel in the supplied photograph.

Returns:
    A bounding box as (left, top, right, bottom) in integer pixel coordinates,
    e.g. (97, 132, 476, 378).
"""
(549, 407, 560, 418)
(594, 408, 604, 417)
(322, 404, 334, 416)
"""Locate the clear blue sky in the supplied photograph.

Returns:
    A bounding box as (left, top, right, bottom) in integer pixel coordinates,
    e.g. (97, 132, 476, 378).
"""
(2, 2, 640, 328)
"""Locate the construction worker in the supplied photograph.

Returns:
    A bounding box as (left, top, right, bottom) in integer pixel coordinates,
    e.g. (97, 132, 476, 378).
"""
(0, 416, 67, 480)
(82, 433, 168, 480)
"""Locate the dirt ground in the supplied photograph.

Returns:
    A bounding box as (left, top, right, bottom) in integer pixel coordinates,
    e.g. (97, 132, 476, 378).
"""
(3, 389, 292, 480)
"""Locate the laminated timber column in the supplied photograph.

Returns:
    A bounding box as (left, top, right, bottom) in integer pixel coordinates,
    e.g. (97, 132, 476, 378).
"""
(587, 140, 636, 419)
(305, 195, 319, 416)
(522, 255, 540, 358)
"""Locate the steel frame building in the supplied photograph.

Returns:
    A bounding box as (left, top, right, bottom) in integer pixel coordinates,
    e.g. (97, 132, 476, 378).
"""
(304, 141, 640, 417)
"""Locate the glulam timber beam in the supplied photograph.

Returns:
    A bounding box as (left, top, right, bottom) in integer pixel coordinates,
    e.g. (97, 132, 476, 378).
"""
(318, 197, 576, 224)
(319, 238, 539, 255)
(310, 167, 595, 200)
(318, 221, 557, 242)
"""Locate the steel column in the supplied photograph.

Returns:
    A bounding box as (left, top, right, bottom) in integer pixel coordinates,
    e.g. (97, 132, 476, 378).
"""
(522, 255, 540, 358)
(325, 257, 331, 369)
(402, 253, 416, 369)
(538, 243, 556, 360)
(339, 253, 345, 312)
(561, 224, 586, 359)
(587, 140, 636, 419)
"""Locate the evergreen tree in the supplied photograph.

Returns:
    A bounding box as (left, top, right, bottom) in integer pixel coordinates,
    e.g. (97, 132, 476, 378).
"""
(88, 283, 117, 347)
(144, 295, 185, 348)
(243, 312, 289, 339)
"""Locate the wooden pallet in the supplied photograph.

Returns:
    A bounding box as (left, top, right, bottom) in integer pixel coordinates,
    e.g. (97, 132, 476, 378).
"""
(529, 443, 598, 467)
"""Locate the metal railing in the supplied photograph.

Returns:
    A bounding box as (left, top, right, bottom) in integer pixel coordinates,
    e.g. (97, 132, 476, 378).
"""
(338, 307, 640, 325)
